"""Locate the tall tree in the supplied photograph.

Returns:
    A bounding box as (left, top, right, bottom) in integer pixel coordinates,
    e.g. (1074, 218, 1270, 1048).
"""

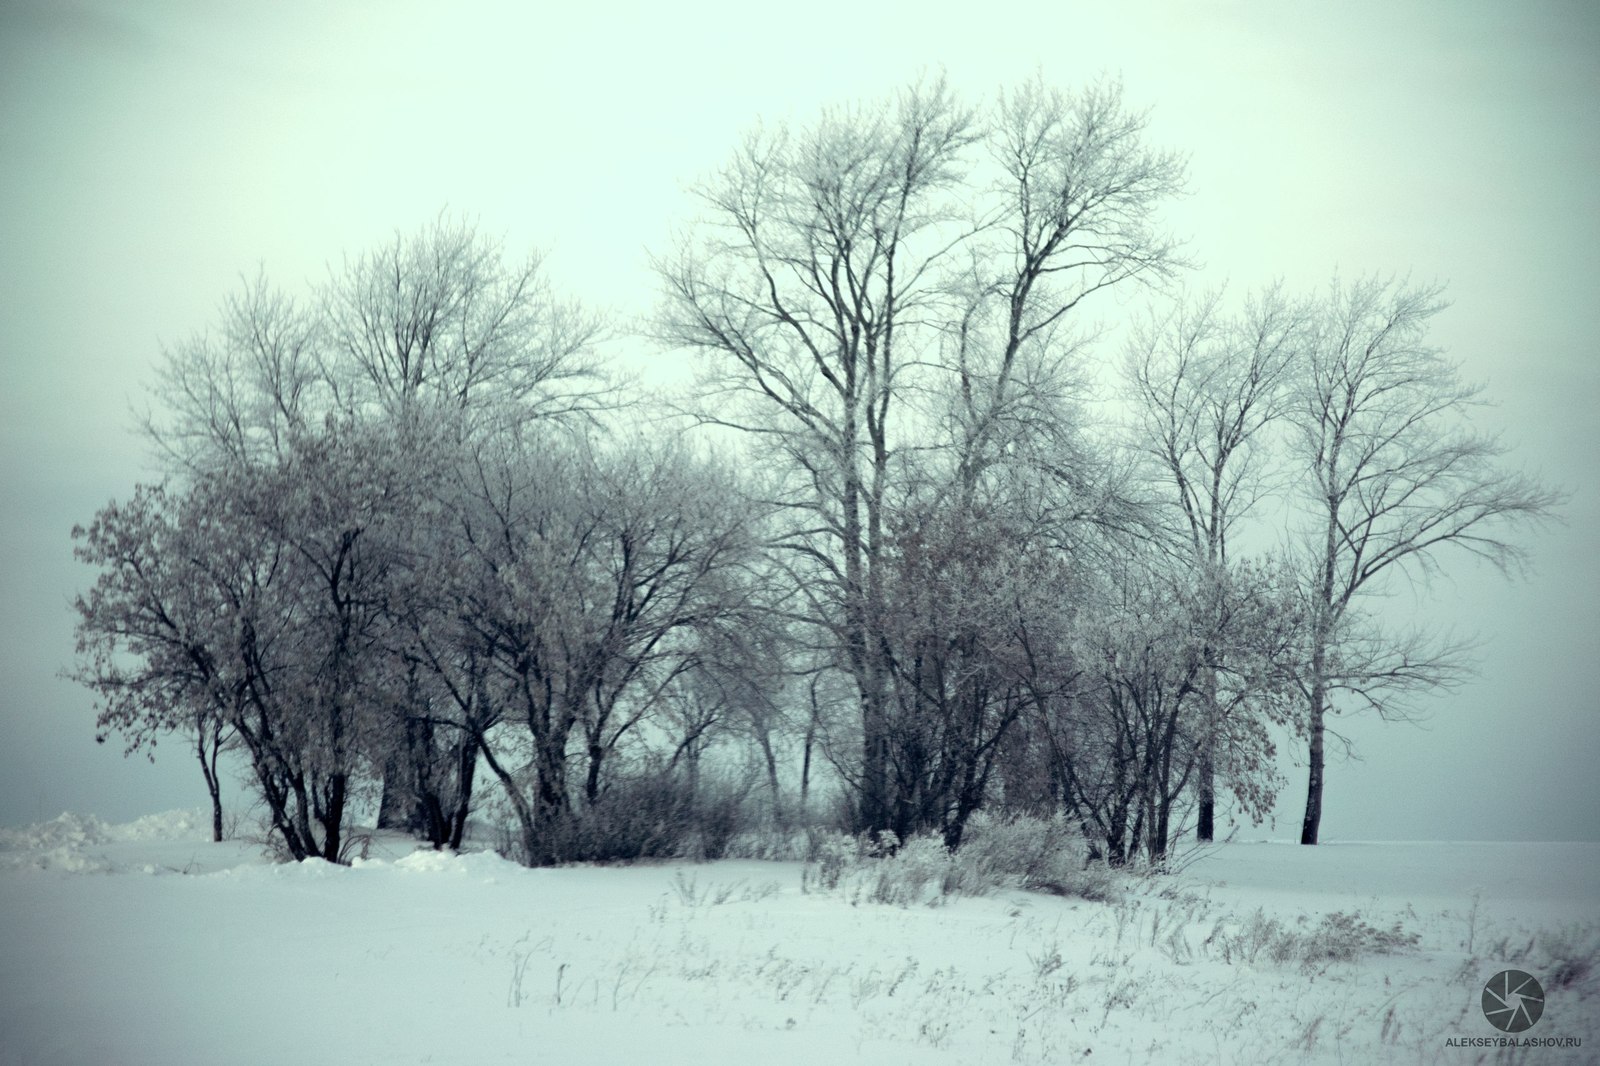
(1124, 284, 1304, 839)
(1289, 276, 1562, 844)
(658, 76, 1183, 834)
(659, 78, 978, 833)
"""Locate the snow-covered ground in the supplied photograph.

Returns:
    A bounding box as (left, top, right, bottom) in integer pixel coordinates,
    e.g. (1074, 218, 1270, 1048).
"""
(1, 812, 1595, 1065)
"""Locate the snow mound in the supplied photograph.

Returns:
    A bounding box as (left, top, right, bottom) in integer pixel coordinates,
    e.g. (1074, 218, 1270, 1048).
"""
(390, 847, 516, 879)
(106, 809, 210, 843)
(0, 811, 110, 852)
(0, 809, 215, 874)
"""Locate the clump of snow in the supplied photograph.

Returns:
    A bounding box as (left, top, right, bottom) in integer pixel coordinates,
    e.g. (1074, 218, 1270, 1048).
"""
(388, 846, 517, 880)
(393, 848, 466, 874)
(0, 813, 117, 873)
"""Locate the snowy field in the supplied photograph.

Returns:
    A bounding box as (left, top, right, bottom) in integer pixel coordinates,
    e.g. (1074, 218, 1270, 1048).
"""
(1, 812, 1596, 1065)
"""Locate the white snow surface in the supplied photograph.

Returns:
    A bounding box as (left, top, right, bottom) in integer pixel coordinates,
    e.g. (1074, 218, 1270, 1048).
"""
(1, 813, 1595, 1065)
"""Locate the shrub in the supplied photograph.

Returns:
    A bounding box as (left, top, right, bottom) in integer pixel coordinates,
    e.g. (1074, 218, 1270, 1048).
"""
(943, 812, 1117, 901)
(686, 777, 753, 861)
(1310, 911, 1419, 961)
(1536, 922, 1600, 991)
(863, 835, 948, 906)
(478, 769, 765, 865)
(801, 813, 1116, 905)
(567, 772, 695, 862)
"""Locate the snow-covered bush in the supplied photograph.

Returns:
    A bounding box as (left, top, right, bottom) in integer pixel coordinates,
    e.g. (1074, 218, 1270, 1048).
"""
(685, 777, 753, 861)
(802, 814, 1116, 905)
(942, 812, 1116, 901)
(862, 835, 948, 906)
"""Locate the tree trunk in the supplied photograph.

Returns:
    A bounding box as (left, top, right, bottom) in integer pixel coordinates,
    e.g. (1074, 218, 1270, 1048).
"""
(477, 736, 539, 864)
(447, 741, 477, 850)
(376, 756, 415, 831)
(584, 740, 605, 806)
(197, 721, 224, 842)
(860, 685, 889, 833)
(1303, 509, 1336, 846)
(757, 731, 782, 827)
(800, 722, 814, 814)
(319, 772, 347, 861)
(1301, 677, 1326, 845)
(1196, 664, 1217, 842)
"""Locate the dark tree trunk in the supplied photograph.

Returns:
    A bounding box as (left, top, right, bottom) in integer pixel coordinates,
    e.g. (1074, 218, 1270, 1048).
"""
(757, 731, 782, 827)
(800, 726, 813, 813)
(376, 757, 416, 832)
(1196, 663, 1218, 843)
(447, 741, 477, 850)
(859, 679, 890, 833)
(319, 772, 347, 861)
(1302, 600, 1331, 845)
(584, 740, 605, 806)
(196, 720, 224, 842)
(1301, 682, 1326, 845)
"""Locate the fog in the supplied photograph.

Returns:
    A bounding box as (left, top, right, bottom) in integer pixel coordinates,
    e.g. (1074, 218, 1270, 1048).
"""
(2, 0, 1595, 840)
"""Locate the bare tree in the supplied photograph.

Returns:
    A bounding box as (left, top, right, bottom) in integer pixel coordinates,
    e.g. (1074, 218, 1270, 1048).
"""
(658, 76, 1183, 834)
(1124, 284, 1305, 839)
(70, 429, 409, 864)
(455, 430, 762, 864)
(320, 214, 610, 427)
(1037, 550, 1299, 865)
(658, 77, 978, 833)
(140, 273, 323, 474)
(69, 484, 238, 841)
(948, 76, 1186, 502)
(1289, 276, 1562, 845)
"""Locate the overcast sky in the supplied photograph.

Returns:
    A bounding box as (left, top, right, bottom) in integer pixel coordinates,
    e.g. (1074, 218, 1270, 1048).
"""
(2, 0, 1595, 841)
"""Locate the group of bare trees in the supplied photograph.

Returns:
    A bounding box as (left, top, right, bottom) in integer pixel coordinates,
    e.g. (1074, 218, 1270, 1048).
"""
(70, 78, 1557, 866)
(71, 220, 766, 862)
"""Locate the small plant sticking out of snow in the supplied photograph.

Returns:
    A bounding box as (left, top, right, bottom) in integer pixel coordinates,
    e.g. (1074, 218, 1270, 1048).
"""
(1202, 908, 1420, 969)
(670, 871, 781, 908)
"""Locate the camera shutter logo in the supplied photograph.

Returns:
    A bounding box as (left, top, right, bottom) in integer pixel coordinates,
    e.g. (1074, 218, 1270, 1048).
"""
(1481, 970, 1544, 1033)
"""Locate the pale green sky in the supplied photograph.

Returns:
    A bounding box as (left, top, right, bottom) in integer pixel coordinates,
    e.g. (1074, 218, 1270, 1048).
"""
(2, 0, 1595, 839)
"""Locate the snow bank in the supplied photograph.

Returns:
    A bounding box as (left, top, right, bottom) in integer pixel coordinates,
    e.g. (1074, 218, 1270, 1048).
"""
(0, 812, 115, 872)
(108, 808, 210, 843)
(0, 808, 219, 874)
(0, 811, 110, 851)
